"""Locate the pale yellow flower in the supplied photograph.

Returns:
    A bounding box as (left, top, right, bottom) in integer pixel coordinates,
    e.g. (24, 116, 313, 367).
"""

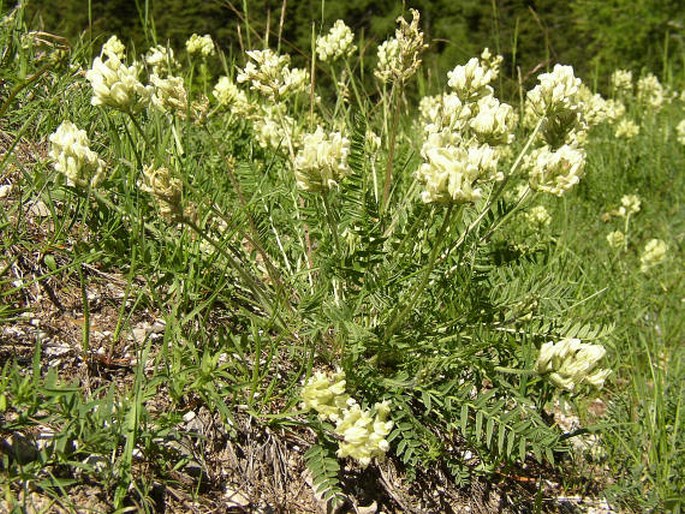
(618, 194, 641, 216)
(536, 338, 611, 391)
(374, 9, 427, 83)
(236, 49, 309, 100)
(212, 76, 251, 114)
(525, 205, 552, 228)
(606, 230, 625, 248)
(610, 69, 633, 97)
(316, 20, 357, 62)
(48, 121, 107, 188)
(614, 118, 640, 139)
(85, 46, 152, 112)
(640, 239, 667, 272)
(293, 126, 350, 192)
(185, 33, 215, 57)
(334, 401, 393, 468)
(139, 164, 183, 220)
(526, 144, 585, 196)
(300, 370, 351, 422)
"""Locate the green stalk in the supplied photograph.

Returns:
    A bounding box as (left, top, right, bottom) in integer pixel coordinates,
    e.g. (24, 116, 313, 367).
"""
(381, 82, 401, 212)
(321, 191, 340, 255)
(77, 263, 90, 356)
(385, 204, 454, 341)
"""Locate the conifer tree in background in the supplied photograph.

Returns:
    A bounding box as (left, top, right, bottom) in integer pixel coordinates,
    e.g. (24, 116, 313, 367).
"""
(22, 0, 685, 92)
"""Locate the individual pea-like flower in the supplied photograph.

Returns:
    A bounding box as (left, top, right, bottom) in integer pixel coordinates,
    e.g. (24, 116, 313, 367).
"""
(468, 94, 515, 145)
(640, 239, 667, 272)
(374, 8, 427, 83)
(185, 33, 215, 57)
(618, 194, 641, 217)
(637, 73, 667, 111)
(85, 41, 152, 112)
(447, 48, 503, 102)
(610, 69, 633, 97)
(417, 143, 500, 204)
(145, 44, 178, 76)
(334, 401, 393, 468)
(606, 230, 625, 249)
(236, 48, 309, 100)
(525, 205, 552, 228)
(139, 164, 184, 220)
(526, 144, 585, 196)
(300, 369, 352, 422)
(102, 35, 125, 59)
(614, 118, 640, 139)
(48, 121, 107, 188)
(316, 20, 357, 62)
(676, 119, 685, 145)
(536, 338, 611, 391)
(149, 74, 188, 115)
(212, 76, 252, 115)
(293, 126, 350, 192)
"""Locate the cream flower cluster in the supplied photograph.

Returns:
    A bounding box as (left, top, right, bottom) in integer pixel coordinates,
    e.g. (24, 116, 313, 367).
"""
(523, 65, 589, 196)
(577, 85, 624, 127)
(185, 33, 215, 57)
(640, 239, 667, 272)
(48, 121, 107, 188)
(212, 76, 251, 114)
(417, 144, 501, 203)
(618, 194, 641, 217)
(676, 120, 685, 145)
(335, 401, 393, 468)
(146, 44, 178, 76)
(446, 48, 503, 102)
(526, 144, 585, 196)
(416, 49, 514, 204)
(293, 126, 349, 192)
(606, 230, 625, 248)
(374, 9, 427, 83)
(637, 73, 668, 111)
(252, 104, 296, 152)
(149, 74, 188, 116)
(614, 118, 640, 139)
(525, 205, 552, 228)
(316, 20, 357, 62)
(139, 164, 183, 220)
(86, 37, 152, 112)
(610, 69, 633, 97)
(301, 370, 352, 422)
(237, 49, 309, 101)
(301, 370, 393, 468)
(526, 64, 583, 119)
(536, 338, 611, 391)
(102, 35, 125, 59)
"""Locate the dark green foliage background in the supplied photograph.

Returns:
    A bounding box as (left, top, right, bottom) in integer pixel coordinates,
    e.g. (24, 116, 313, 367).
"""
(20, 0, 685, 92)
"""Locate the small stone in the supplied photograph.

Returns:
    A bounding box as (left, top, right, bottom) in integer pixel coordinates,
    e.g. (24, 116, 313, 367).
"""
(0, 184, 12, 198)
(28, 200, 50, 217)
(183, 411, 197, 423)
(224, 487, 250, 508)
